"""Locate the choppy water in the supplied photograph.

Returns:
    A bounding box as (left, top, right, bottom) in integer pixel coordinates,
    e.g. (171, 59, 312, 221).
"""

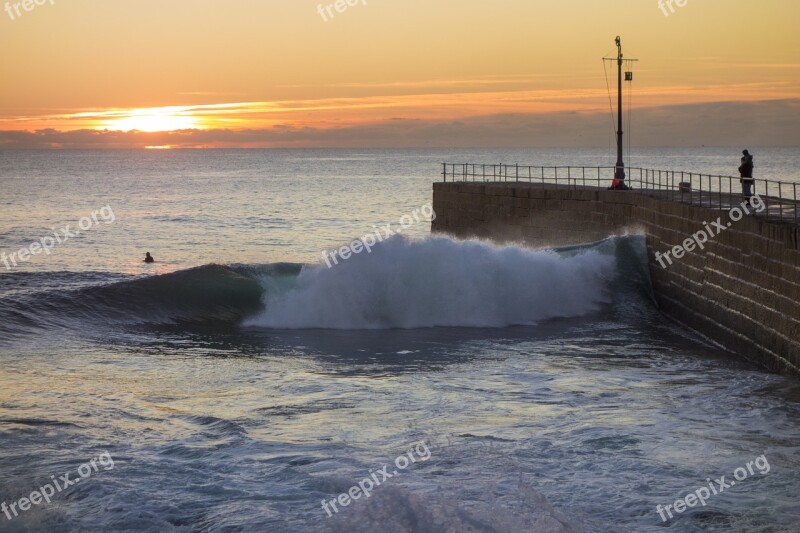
(1, 148, 799, 532)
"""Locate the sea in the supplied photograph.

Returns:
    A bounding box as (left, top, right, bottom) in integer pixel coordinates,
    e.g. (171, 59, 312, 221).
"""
(0, 147, 799, 532)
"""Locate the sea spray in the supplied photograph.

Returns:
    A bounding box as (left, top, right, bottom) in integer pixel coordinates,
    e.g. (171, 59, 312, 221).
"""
(245, 235, 617, 330)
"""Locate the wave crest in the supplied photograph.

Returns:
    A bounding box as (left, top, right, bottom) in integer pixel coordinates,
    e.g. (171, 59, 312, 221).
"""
(246, 235, 618, 330)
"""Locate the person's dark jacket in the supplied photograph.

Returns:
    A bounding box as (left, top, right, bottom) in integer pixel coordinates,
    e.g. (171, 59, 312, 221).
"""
(739, 156, 754, 181)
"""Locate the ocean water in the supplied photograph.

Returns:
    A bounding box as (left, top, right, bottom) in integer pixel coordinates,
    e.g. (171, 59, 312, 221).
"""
(0, 148, 799, 532)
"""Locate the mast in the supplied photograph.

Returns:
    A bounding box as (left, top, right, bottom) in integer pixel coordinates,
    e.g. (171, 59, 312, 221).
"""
(605, 36, 636, 189)
(615, 36, 625, 183)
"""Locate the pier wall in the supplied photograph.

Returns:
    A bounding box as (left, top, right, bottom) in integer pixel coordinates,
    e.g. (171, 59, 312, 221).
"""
(432, 182, 800, 374)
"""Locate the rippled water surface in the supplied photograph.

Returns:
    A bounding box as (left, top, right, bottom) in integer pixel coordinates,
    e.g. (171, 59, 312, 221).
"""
(1, 148, 799, 532)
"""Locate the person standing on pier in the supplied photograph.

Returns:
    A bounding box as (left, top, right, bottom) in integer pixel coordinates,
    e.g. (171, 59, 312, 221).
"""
(739, 149, 755, 207)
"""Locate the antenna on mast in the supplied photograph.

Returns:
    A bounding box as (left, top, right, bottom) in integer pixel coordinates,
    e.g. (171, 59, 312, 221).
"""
(604, 36, 637, 190)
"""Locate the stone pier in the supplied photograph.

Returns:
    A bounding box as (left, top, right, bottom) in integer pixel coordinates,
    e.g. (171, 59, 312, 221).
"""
(432, 182, 800, 375)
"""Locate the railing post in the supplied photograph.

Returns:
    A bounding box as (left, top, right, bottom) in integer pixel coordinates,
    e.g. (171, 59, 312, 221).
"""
(682, 172, 685, 203)
(730, 175, 733, 209)
(729, 175, 732, 207)
(697, 173, 701, 206)
(700, 174, 704, 207)
(671, 171, 675, 202)
(698, 174, 702, 207)
(702, 174, 705, 208)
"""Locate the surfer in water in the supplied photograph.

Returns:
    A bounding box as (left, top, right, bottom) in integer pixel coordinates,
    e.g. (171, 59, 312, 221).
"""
(144, 252, 154, 263)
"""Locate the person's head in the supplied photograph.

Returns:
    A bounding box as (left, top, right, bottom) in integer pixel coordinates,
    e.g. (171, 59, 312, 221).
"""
(743, 149, 750, 156)
(145, 252, 151, 258)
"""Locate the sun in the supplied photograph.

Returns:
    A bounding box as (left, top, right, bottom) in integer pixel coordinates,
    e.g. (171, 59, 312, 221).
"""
(105, 109, 202, 132)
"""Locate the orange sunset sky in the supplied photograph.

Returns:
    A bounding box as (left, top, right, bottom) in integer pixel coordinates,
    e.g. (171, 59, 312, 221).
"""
(1, 0, 798, 148)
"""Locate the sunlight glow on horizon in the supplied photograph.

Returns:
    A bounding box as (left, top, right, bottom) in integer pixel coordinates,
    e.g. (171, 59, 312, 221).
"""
(102, 108, 203, 132)
(0, 0, 798, 146)
(2, 80, 797, 135)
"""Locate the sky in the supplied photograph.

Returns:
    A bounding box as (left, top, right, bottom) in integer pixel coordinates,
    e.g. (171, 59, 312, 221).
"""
(0, 0, 798, 148)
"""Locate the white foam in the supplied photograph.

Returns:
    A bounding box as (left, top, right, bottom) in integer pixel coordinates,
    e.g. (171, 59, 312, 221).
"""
(245, 235, 616, 330)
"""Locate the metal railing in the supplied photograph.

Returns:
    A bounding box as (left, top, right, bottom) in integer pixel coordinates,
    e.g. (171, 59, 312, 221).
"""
(441, 163, 799, 225)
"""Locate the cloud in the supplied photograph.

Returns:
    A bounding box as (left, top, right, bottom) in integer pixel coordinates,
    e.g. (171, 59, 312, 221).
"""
(1, 100, 798, 149)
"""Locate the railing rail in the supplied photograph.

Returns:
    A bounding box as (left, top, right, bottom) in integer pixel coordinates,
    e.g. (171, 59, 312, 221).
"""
(441, 163, 799, 225)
